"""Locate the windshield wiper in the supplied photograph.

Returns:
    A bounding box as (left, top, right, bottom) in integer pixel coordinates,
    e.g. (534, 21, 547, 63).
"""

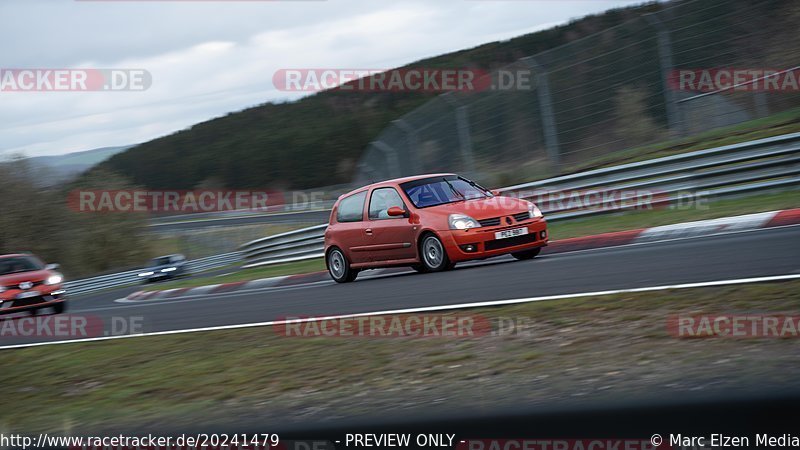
(463, 178, 491, 197)
(442, 178, 465, 201)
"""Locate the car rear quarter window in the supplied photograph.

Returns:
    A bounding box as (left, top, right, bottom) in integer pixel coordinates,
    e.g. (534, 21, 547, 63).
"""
(336, 191, 367, 222)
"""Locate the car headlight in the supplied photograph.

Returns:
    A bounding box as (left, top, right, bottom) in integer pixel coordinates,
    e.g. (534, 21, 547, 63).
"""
(45, 273, 63, 285)
(449, 213, 481, 230)
(138, 271, 155, 277)
(161, 267, 177, 272)
(528, 202, 543, 218)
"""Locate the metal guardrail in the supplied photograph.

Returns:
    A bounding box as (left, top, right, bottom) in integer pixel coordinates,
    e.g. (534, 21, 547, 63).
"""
(64, 251, 242, 296)
(240, 132, 800, 268)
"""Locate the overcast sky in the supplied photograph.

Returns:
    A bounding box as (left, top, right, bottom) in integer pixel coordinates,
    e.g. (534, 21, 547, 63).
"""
(0, 0, 646, 158)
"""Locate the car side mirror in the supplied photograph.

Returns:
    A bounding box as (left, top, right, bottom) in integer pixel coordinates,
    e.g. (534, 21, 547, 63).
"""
(45, 263, 60, 271)
(387, 206, 407, 217)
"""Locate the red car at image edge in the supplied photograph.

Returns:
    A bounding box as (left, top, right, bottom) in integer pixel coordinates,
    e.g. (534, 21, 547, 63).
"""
(0, 253, 67, 315)
(324, 173, 548, 282)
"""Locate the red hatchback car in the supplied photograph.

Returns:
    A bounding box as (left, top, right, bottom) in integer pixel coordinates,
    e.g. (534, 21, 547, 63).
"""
(324, 174, 548, 282)
(0, 253, 67, 315)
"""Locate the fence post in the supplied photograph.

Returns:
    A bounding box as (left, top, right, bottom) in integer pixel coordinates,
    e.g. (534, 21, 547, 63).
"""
(393, 119, 422, 174)
(754, 92, 770, 118)
(371, 141, 402, 178)
(644, 12, 684, 137)
(523, 56, 561, 172)
(455, 106, 477, 175)
(442, 93, 477, 176)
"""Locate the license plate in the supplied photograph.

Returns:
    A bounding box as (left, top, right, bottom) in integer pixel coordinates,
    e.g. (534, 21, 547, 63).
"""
(494, 227, 528, 240)
(16, 291, 39, 299)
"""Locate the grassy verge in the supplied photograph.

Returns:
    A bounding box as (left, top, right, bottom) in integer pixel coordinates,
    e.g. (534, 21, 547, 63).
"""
(2, 280, 799, 434)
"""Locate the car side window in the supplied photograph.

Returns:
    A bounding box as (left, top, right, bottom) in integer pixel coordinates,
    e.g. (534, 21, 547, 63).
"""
(336, 191, 367, 222)
(368, 188, 405, 220)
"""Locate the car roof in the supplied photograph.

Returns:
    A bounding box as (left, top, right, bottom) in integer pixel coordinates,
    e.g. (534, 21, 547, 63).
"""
(0, 253, 33, 259)
(339, 173, 456, 199)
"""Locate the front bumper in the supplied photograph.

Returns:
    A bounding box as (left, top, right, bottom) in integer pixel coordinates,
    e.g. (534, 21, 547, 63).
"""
(0, 289, 67, 315)
(139, 272, 176, 282)
(441, 217, 548, 262)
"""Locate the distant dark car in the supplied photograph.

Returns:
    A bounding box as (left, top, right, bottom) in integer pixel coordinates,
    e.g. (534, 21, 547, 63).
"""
(0, 253, 67, 315)
(137, 254, 189, 283)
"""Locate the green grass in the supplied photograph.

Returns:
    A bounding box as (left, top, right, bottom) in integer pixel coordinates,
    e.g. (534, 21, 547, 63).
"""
(2, 280, 799, 434)
(143, 258, 325, 290)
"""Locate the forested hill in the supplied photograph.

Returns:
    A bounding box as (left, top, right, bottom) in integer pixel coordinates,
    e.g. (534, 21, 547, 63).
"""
(94, 1, 671, 190)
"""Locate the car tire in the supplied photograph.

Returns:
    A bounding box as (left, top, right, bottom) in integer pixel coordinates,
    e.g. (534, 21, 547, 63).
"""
(52, 301, 67, 314)
(511, 247, 541, 260)
(419, 234, 451, 272)
(411, 263, 428, 273)
(327, 247, 358, 283)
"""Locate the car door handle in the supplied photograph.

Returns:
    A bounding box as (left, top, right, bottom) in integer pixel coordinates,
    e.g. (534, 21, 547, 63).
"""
(365, 228, 373, 235)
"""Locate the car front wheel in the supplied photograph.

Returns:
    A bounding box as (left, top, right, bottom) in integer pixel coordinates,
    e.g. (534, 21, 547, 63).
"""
(511, 247, 541, 260)
(327, 248, 358, 283)
(419, 234, 451, 272)
(52, 300, 67, 314)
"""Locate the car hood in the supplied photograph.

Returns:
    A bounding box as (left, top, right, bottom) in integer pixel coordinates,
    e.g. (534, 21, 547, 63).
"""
(427, 196, 530, 219)
(0, 269, 50, 286)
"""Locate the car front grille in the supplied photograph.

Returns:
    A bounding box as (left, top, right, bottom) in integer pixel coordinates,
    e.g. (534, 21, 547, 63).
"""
(513, 212, 531, 222)
(484, 233, 539, 251)
(9, 296, 44, 308)
(478, 212, 530, 228)
(478, 217, 501, 227)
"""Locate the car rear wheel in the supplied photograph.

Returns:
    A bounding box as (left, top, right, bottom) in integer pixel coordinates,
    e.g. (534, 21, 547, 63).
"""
(327, 248, 358, 283)
(511, 247, 541, 260)
(419, 234, 451, 272)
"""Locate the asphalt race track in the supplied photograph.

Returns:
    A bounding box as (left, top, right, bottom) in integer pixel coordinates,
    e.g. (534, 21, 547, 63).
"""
(3, 225, 799, 347)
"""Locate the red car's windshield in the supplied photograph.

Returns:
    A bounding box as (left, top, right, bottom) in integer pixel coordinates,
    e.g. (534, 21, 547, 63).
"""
(0, 256, 44, 275)
(401, 176, 491, 208)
